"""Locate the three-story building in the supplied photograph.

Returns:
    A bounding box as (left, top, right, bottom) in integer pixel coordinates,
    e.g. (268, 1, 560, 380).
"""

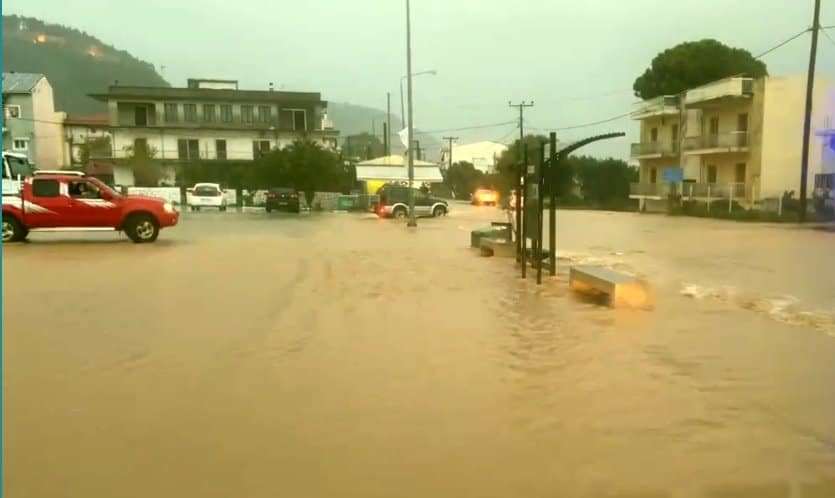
(630, 75, 832, 211)
(89, 78, 338, 184)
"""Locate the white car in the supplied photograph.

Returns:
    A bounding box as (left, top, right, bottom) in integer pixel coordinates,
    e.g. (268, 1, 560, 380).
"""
(188, 183, 227, 211)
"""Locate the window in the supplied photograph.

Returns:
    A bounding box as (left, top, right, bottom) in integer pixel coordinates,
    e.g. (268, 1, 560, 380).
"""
(707, 165, 718, 184)
(203, 104, 216, 123)
(257, 105, 272, 124)
(220, 104, 233, 123)
(671, 124, 679, 151)
(650, 167, 657, 184)
(241, 105, 254, 124)
(4, 105, 21, 119)
(69, 180, 102, 199)
(650, 127, 658, 143)
(178, 139, 200, 160)
(164, 103, 178, 123)
(6, 156, 34, 178)
(32, 179, 59, 197)
(133, 138, 148, 157)
(252, 140, 271, 159)
(735, 163, 746, 183)
(216, 139, 227, 160)
(12, 138, 29, 151)
(184, 104, 198, 122)
(292, 109, 307, 131)
(709, 117, 719, 135)
(134, 106, 148, 126)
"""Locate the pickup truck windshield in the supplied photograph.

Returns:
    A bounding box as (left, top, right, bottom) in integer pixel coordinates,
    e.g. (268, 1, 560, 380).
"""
(5, 156, 35, 179)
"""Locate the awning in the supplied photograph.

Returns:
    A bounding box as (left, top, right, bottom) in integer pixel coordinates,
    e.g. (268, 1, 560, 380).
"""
(355, 154, 443, 182)
(355, 165, 443, 182)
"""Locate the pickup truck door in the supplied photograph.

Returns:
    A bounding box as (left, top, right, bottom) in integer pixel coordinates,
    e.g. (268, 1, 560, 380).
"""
(23, 178, 71, 228)
(67, 179, 121, 227)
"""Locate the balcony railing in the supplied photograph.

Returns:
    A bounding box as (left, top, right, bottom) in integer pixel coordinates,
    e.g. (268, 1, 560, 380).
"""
(630, 182, 672, 197)
(683, 132, 749, 152)
(631, 95, 680, 119)
(685, 77, 753, 106)
(681, 182, 747, 199)
(632, 182, 749, 200)
(630, 141, 679, 158)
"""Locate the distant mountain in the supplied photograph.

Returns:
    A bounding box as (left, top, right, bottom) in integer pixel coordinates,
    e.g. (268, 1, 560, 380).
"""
(3, 15, 169, 114)
(2, 15, 442, 159)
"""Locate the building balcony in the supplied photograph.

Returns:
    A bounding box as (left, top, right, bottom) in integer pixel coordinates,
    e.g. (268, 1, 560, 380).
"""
(683, 132, 749, 154)
(681, 182, 747, 200)
(631, 95, 680, 120)
(630, 141, 679, 159)
(629, 182, 673, 199)
(684, 77, 753, 108)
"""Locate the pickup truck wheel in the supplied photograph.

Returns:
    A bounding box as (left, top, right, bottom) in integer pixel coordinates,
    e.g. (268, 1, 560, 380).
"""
(2, 216, 25, 243)
(125, 214, 159, 243)
(393, 206, 408, 220)
(433, 205, 447, 217)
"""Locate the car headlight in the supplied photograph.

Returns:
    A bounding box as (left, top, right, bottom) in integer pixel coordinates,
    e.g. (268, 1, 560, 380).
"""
(163, 202, 175, 213)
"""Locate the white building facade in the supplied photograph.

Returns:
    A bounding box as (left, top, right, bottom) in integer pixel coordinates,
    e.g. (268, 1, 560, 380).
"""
(440, 141, 508, 174)
(89, 78, 339, 184)
(630, 75, 834, 211)
(2, 72, 66, 168)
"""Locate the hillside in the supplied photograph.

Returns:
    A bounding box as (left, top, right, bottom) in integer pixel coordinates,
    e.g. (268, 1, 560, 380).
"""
(2, 15, 441, 157)
(3, 15, 169, 114)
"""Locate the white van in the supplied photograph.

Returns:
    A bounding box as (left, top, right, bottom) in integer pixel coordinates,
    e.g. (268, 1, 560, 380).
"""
(2, 151, 36, 197)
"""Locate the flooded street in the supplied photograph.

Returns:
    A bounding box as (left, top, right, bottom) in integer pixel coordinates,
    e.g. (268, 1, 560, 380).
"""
(4, 205, 835, 498)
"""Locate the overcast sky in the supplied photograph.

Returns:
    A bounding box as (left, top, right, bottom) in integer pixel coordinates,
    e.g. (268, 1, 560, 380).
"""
(7, 0, 835, 159)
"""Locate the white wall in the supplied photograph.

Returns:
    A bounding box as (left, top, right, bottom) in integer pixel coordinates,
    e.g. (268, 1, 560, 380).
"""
(30, 78, 65, 168)
(759, 75, 831, 198)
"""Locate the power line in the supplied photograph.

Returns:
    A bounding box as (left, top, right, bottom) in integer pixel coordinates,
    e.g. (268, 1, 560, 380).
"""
(415, 120, 517, 134)
(822, 27, 835, 49)
(754, 28, 810, 59)
(530, 110, 633, 132)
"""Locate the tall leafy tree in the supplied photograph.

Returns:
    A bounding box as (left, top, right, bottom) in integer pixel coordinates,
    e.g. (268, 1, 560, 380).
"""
(633, 39, 767, 100)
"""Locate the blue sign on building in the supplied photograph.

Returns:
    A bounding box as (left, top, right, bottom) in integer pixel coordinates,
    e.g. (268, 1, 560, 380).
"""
(663, 167, 684, 183)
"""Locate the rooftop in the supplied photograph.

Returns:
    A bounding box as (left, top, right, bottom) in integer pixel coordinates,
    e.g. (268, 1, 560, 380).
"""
(2, 72, 44, 94)
(89, 84, 324, 104)
(64, 113, 110, 126)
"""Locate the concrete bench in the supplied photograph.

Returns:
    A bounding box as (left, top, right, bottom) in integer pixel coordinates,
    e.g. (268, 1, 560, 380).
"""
(569, 265, 647, 307)
(480, 238, 516, 258)
(470, 222, 512, 249)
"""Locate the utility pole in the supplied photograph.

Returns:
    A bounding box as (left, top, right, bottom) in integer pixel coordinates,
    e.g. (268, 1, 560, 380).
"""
(386, 92, 392, 155)
(443, 136, 458, 170)
(508, 100, 534, 262)
(405, 0, 417, 227)
(800, 0, 821, 222)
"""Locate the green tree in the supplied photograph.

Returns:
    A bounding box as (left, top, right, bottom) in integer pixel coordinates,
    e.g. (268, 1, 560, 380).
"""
(568, 155, 637, 206)
(77, 136, 112, 167)
(125, 142, 161, 187)
(257, 140, 352, 204)
(445, 161, 484, 200)
(341, 132, 385, 161)
(633, 39, 767, 100)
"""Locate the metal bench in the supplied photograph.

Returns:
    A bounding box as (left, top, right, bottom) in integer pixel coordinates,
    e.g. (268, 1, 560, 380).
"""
(569, 265, 647, 307)
(470, 222, 512, 249)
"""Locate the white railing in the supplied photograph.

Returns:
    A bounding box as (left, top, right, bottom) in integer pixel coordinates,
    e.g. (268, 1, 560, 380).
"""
(685, 77, 753, 105)
(630, 183, 672, 197)
(681, 182, 746, 200)
(631, 95, 680, 119)
(683, 131, 749, 152)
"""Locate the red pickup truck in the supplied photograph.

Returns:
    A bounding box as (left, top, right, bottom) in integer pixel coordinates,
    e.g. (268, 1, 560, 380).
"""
(2, 171, 179, 243)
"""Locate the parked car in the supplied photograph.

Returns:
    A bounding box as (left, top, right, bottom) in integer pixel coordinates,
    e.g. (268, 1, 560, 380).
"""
(472, 188, 499, 206)
(188, 183, 227, 211)
(376, 184, 448, 219)
(2, 170, 179, 243)
(265, 187, 301, 213)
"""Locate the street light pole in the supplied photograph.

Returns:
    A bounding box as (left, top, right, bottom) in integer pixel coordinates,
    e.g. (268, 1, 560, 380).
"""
(405, 0, 417, 227)
(399, 70, 436, 135)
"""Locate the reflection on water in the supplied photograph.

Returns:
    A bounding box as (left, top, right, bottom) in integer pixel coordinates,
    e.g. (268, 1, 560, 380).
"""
(3, 209, 835, 497)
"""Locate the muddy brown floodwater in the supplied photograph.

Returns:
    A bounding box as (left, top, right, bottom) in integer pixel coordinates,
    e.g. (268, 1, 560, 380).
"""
(3, 205, 835, 498)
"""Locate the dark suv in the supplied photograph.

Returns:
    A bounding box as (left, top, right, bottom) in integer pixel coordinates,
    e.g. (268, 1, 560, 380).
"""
(265, 187, 301, 213)
(376, 185, 448, 219)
